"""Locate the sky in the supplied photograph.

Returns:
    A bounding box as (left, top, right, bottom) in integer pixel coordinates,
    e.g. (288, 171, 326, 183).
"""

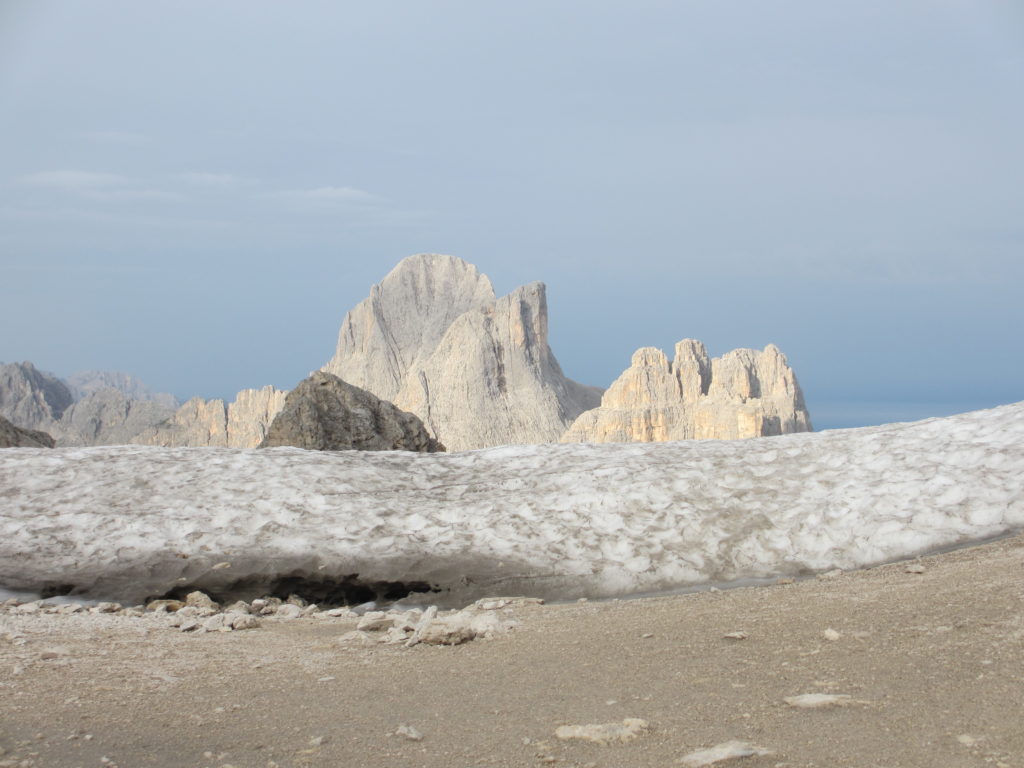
(1, 1, 1022, 430)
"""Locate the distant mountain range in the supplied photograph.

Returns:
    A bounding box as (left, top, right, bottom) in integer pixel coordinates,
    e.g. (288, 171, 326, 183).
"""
(1, 254, 812, 449)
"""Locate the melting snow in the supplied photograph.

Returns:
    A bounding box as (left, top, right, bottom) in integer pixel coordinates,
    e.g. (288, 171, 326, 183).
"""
(0, 403, 1022, 604)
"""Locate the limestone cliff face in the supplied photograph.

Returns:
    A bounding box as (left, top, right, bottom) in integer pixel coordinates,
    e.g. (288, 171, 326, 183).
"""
(561, 340, 812, 443)
(132, 386, 287, 448)
(323, 254, 602, 450)
(260, 372, 443, 452)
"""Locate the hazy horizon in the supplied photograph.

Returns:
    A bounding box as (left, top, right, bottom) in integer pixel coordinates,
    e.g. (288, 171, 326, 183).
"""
(2, 1, 1022, 431)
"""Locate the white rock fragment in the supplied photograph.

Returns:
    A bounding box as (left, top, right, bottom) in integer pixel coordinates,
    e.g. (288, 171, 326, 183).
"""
(230, 614, 259, 630)
(678, 740, 772, 766)
(554, 718, 649, 745)
(185, 591, 219, 611)
(783, 693, 856, 709)
(274, 604, 303, 620)
(722, 631, 748, 640)
(395, 725, 423, 742)
(324, 607, 357, 618)
(336, 630, 376, 646)
(202, 614, 233, 632)
(905, 563, 926, 574)
(356, 611, 392, 632)
(822, 628, 842, 641)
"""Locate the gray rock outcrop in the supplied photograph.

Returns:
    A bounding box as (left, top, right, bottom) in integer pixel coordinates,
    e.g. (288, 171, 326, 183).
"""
(0, 415, 55, 448)
(259, 371, 444, 452)
(322, 253, 602, 451)
(0, 362, 73, 433)
(132, 386, 287, 448)
(561, 340, 812, 443)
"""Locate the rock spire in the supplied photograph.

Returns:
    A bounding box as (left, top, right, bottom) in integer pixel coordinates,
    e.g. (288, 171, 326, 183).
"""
(322, 253, 602, 450)
(561, 339, 812, 443)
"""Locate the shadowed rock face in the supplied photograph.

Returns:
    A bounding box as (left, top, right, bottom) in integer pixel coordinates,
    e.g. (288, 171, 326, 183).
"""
(259, 371, 444, 452)
(0, 415, 54, 448)
(0, 362, 73, 433)
(322, 253, 602, 451)
(561, 339, 812, 443)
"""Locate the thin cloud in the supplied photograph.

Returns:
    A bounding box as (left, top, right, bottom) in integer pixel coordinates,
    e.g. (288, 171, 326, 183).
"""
(79, 131, 151, 146)
(175, 171, 254, 187)
(18, 169, 177, 202)
(21, 169, 129, 190)
(279, 186, 383, 204)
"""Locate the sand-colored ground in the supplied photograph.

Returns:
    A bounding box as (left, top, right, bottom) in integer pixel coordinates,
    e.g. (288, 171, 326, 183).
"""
(2, 534, 1023, 768)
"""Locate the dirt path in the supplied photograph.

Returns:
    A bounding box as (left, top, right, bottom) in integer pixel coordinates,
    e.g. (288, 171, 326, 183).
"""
(2, 534, 1023, 768)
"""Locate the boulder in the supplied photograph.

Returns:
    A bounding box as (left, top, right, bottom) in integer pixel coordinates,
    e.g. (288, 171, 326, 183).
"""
(0, 415, 55, 448)
(259, 372, 443, 452)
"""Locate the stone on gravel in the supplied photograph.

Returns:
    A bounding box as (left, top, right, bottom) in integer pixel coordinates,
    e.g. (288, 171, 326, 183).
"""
(336, 630, 376, 646)
(93, 602, 121, 613)
(678, 740, 772, 766)
(905, 563, 926, 574)
(185, 591, 219, 611)
(275, 604, 303, 619)
(723, 631, 748, 640)
(416, 608, 514, 646)
(822, 628, 842, 641)
(395, 725, 423, 742)
(201, 614, 233, 632)
(229, 614, 259, 630)
(324, 607, 357, 618)
(356, 611, 393, 631)
(554, 718, 649, 745)
(784, 693, 856, 708)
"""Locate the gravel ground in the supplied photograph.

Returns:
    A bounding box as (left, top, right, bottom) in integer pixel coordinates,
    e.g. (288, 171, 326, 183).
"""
(2, 533, 1023, 768)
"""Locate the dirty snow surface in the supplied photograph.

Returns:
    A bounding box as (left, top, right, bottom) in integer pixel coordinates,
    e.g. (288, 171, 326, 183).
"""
(1, 403, 1022, 604)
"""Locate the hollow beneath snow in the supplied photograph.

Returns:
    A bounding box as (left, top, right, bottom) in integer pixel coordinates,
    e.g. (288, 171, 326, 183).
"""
(1, 403, 1022, 604)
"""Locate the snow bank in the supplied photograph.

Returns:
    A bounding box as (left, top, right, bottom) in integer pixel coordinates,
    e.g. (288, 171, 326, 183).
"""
(1, 403, 1022, 604)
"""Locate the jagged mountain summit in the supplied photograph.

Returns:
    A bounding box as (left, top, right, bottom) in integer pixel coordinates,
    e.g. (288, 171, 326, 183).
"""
(322, 253, 602, 451)
(0, 362, 178, 447)
(66, 369, 178, 409)
(561, 340, 812, 443)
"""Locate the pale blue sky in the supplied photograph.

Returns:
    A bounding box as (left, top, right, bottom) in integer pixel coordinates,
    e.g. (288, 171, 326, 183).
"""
(1, 1, 1022, 429)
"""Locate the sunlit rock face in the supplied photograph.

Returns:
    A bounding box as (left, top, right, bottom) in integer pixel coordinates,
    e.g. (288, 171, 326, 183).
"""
(561, 340, 812, 443)
(1, 403, 1021, 604)
(322, 253, 602, 451)
(132, 386, 287, 448)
